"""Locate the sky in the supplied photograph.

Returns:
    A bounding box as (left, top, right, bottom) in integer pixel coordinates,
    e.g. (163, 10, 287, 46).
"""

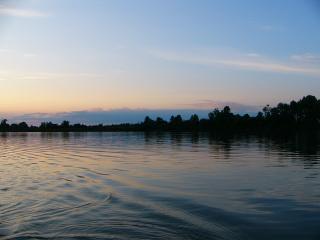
(0, 0, 320, 123)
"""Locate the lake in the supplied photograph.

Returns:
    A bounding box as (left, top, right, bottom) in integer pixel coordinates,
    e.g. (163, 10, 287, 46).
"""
(0, 132, 319, 240)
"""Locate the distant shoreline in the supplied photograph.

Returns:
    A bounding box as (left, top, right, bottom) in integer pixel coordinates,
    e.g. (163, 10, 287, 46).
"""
(1, 95, 319, 133)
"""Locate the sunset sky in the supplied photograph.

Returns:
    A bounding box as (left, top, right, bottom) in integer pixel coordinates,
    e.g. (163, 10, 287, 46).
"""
(0, 0, 319, 122)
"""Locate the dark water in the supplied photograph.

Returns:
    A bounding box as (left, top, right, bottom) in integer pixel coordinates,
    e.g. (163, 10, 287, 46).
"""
(0, 132, 319, 240)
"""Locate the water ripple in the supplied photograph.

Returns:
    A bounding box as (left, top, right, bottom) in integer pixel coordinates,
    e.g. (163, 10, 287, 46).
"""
(0, 132, 319, 239)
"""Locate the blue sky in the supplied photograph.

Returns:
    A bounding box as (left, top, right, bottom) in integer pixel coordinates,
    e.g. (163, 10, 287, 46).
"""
(0, 0, 319, 123)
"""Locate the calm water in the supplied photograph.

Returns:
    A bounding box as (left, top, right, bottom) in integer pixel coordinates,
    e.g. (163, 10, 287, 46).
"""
(0, 132, 319, 240)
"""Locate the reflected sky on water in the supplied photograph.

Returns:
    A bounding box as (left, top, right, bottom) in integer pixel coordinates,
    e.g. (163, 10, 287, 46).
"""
(0, 132, 319, 239)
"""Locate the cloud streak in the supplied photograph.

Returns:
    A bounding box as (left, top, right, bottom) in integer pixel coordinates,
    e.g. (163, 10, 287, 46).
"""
(0, 71, 109, 81)
(259, 25, 282, 32)
(149, 49, 320, 76)
(184, 100, 260, 113)
(5, 103, 260, 125)
(290, 53, 320, 63)
(6, 109, 211, 125)
(0, 5, 48, 18)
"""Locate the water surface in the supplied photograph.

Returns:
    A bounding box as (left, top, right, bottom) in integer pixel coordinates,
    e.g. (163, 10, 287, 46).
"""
(0, 132, 319, 239)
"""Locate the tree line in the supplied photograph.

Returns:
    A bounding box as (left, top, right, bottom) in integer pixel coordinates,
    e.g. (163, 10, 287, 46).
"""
(1, 95, 319, 132)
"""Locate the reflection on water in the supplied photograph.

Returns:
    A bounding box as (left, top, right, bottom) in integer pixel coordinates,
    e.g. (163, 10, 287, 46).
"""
(0, 132, 319, 239)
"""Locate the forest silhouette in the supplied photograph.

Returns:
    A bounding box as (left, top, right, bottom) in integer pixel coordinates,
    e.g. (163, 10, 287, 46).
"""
(1, 95, 320, 133)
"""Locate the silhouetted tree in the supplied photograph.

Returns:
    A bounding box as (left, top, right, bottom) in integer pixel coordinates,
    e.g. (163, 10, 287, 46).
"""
(61, 120, 70, 131)
(143, 116, 155, 131)
(0, 119, 9, 131)
(263, 104, 272, 119)
(155, 117, 167, 130)
(169, 115, 183, 130)
(0, 95, 319, 133)
(190, 114, 199, 124)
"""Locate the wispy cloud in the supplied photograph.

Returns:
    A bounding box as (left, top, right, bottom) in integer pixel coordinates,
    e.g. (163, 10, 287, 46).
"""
(184, 100, 260, 113)
(290, 53, 320, 63)
(0, 70, 119, 81)
(7, 109, 214, 125)
(6, 101, 261, 125)
(149, 49, 320, 76)
(0, 48, 12, 53)
(260, 25, 275, 31)
(23, 53, 37, 58)
(259, 25, 282, 32)
(246, 53, 261, 58)
(0, 5, 48, 18)
(0, 49, 38, 58)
